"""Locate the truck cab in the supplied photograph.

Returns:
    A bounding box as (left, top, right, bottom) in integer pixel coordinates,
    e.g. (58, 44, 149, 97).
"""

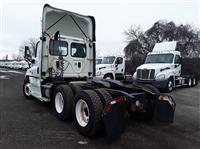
(133, 41, 197, 92)
(96, 56, 125, 80)
(24, 4, 95, 101)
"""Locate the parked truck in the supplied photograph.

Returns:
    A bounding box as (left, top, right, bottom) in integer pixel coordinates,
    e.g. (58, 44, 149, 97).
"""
(133, 41, 198, 92)
(96, 55, 125, 80)
(23, 4, 176, 140)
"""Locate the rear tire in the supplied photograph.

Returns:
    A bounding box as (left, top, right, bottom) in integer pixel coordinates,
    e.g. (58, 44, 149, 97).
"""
(53, 85, 74, 121)
(95, 88, 112, 107)
(187, 77, 192, 87)
(74, 90, 103, 137)
(69, 83, 82, 95)
(192, 77, 197, 86)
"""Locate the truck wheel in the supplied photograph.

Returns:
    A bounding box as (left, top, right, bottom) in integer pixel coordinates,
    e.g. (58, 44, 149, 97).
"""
(53, 85, 74, 121)
(128, 99, 154, 121)
(69, 83, 82, 95)
(165, 78, 173, 92)
(74, 90, 103, 137)
(95, 89, 112, 107)
(192, 77, 197, 86)
(23, 79, 32, 99)
(187, 78, 192, 87)
(104, 74, 114, 80)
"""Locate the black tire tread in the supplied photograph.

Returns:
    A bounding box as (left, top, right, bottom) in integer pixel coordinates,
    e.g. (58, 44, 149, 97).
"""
(95, 88, 112, 107)
(23, 79, 33, 99)
(53, 84, 74, 121)
(74, 90, 103, 137)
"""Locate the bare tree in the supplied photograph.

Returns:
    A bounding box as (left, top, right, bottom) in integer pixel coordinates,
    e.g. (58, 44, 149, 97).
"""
(18, 37, 38, 58)
(124, 20, 200, 60)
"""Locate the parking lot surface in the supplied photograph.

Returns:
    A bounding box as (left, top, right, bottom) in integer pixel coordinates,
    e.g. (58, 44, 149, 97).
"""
(0, 68, 200, 149)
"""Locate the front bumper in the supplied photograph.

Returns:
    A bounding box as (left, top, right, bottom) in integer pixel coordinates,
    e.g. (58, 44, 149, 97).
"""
(133, 79, 168, 89)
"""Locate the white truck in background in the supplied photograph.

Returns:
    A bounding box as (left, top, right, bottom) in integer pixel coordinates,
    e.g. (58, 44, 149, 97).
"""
(133, 41, 198, 92)
(96, 57, 102, 65)
(96, 56, 125, 80)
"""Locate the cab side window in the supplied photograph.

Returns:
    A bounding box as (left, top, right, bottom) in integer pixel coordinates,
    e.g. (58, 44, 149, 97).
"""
(49, 39, 68, 56)
(115, 57, 123, 64)
(174, 55, 181, 64)
(71, 43, 86, 58)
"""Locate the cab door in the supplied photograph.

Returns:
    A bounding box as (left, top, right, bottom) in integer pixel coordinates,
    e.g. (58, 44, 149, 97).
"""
(174, 55, 181, 76)
(70, 42, 87, 75)
(115, 57, 125, 74)
(28, 41, 42, 98)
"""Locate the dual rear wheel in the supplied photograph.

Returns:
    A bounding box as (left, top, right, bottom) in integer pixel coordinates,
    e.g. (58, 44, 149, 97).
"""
(52, 85, 110, 137)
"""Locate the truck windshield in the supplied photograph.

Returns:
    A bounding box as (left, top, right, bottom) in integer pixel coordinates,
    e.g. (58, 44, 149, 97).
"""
(96, 58, 102, 65)
(101, 56, 115, 64)
(145, 54, 174, 63)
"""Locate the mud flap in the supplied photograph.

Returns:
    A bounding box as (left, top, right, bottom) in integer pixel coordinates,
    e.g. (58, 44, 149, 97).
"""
(102, 103, 125, 142)
(154, 95, 176, 123)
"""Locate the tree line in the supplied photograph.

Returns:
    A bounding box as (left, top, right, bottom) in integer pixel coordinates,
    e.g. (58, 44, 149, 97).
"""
(124, 20, 200, 60)
(124, 20, 200, 77)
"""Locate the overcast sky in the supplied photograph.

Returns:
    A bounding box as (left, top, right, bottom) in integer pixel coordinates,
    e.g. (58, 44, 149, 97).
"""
(0, 0, 199, 59)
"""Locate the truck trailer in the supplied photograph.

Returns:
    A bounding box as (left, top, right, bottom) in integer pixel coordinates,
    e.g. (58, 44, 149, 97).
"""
(23, 4, 176, 140)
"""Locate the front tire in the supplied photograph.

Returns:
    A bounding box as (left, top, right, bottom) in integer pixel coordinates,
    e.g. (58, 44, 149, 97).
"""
(165, 78, 174, 92)
(74, 90, 103, 137)
(53, 85, 74, 121)
(103, 74, 114, 80)
(23, 79, 32, 99)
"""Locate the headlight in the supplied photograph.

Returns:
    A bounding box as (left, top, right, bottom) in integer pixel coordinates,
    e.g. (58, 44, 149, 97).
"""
(96, 71, 101, 76)
(133, 72, 137, 79)
(156, 74, 165, 80)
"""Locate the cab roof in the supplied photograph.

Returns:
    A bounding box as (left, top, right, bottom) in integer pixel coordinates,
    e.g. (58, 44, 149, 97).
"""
(42, 4, 95, 41)
(153, 41, 177, 52)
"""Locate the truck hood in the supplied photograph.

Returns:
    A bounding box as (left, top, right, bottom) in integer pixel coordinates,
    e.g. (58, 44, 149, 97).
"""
(42, 4, 95, 41)
(137, 63, 172, 70)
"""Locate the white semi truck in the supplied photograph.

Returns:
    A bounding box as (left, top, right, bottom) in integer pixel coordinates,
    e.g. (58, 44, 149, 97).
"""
(96, 56, 125, 80)
(23, 4, 176, 140)
(133, 41, 198, 92)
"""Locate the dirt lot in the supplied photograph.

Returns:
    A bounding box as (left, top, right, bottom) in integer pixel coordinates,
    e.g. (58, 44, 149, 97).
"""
(0, 68, 200, 149)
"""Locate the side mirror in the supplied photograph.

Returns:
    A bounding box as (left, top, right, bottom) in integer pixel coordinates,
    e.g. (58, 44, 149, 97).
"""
(31, 59, 35, 64)
(175, 64, 179, 68)
(115, 60, 119, 67)
(24, 46, 31, 61)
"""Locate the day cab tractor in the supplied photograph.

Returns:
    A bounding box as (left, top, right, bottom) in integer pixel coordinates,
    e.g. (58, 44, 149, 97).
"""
(23, 4, 176, 140)
(133, 41, 198, 92)
(96, 55, 125, 80)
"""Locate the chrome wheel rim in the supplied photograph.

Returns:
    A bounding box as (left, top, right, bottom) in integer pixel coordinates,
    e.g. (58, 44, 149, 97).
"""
(75, 99, 90, 127)
(168, 81, 173, 91)
(193, 78, 196, 86)
(55, 92, 64, 114)
(24, 83, 31, 96)
(188, 78, 192, 86)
